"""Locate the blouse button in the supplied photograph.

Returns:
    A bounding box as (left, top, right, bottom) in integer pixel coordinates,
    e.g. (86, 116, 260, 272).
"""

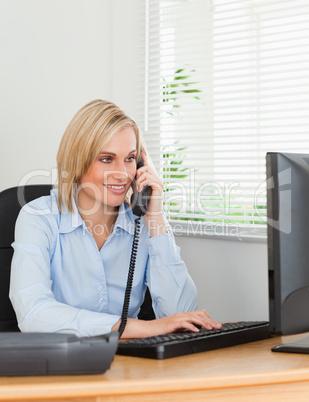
(98, 286, 102, 291)
(99, 298, 103, 303)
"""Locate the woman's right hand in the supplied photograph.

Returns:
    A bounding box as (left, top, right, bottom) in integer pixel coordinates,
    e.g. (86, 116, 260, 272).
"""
(145, 310, 222, 337)
(114, 310, 222, 339)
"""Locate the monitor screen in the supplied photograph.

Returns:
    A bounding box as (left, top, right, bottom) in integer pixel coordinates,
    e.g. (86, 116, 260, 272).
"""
(267, 152, 309, 335)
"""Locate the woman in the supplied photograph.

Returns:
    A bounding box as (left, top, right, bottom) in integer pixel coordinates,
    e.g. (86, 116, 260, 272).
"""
(10, 99, 221, 338)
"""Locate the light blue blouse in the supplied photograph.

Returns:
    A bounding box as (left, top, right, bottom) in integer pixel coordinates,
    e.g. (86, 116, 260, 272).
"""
(9, 189, 198, 336)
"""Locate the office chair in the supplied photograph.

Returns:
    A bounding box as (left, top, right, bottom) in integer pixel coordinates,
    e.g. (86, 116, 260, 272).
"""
(0, 184, 53, 332)
(0, 184, 154, 332)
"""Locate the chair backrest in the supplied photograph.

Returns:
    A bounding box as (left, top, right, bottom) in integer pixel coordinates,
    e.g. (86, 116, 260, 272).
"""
(0, 185, 52, 331)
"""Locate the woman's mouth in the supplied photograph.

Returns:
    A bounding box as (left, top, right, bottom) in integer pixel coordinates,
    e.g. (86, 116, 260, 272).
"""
(103, 184, 127, 195)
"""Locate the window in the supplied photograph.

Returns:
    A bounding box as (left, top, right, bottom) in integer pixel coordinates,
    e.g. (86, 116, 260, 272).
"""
(137, 0, 309, 240)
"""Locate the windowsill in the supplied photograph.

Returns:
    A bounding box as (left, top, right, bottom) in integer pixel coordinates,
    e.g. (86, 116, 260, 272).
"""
(169, 221, 267, 243)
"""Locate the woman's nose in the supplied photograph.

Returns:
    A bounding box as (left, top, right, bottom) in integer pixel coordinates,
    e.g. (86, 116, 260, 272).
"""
(112, 161, 128, 179)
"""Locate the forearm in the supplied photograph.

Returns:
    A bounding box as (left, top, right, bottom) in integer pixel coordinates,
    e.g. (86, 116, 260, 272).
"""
(112, 311, 222, 339)
(112, 318, 153, 338)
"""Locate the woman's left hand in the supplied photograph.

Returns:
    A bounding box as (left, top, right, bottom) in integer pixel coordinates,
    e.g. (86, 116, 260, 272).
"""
(135, 151, 164, 217)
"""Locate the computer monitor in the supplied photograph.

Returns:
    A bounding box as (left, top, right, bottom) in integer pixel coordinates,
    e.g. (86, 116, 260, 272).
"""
(267, 152, 309, 335)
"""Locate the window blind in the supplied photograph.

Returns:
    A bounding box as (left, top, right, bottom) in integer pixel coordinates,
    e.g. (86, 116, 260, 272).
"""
(137, 0, 309, 239)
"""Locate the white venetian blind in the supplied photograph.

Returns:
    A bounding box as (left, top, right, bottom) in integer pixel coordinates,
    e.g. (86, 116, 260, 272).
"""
(137, 0, 309, 239)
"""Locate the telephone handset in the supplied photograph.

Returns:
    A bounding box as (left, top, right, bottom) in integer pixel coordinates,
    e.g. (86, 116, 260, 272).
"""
(118, 155, 153, 337)
(130, 156, 152, 217)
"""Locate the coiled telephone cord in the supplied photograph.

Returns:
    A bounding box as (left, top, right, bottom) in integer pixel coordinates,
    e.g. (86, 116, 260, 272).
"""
(118, 217, 141, 338)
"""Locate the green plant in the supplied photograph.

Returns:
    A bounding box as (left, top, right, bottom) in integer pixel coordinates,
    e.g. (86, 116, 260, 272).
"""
(163, 142, 188, 182)
(162, 68, 202, 113)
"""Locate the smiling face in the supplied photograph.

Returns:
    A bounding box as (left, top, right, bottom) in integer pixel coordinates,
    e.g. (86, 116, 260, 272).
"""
(77, 126, 137, 216)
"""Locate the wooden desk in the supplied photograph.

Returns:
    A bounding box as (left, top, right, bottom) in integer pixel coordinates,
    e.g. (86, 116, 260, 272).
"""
(1, 333, 309, 401)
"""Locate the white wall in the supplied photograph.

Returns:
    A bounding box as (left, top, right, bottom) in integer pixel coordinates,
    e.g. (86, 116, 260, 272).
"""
(0, 0, 113, 191)
(110, 0, 141, 118)
(176, 236, 269, 322)
(0, 0, 269, 323)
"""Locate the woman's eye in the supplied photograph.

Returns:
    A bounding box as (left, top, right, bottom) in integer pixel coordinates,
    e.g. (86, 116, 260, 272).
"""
(100, 157, 112, 163)
(126, 156, 136, 162)
(100, 156, 136, 163)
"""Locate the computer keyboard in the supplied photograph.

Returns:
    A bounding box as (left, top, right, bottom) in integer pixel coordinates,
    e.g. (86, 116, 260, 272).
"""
(117, 321, 270, 359)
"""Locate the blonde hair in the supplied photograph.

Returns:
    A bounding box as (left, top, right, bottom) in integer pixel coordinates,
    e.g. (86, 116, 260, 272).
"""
(56, 99, 146, 213)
